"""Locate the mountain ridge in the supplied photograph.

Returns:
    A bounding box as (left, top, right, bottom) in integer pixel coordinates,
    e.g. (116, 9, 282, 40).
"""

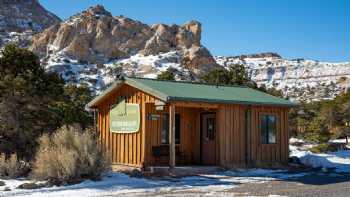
(1, 2, 349, 101)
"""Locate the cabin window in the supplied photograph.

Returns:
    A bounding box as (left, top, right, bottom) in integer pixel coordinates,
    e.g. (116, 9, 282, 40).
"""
(161, 113, 180, 144)
(206, 117, 215, 140)
(260, 114, 276, 144)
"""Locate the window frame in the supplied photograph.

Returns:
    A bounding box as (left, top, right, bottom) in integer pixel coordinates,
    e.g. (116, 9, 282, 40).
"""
(206, 117, 216, 140)
(161, 113, 181, 145)
(259, 113, 277, 145)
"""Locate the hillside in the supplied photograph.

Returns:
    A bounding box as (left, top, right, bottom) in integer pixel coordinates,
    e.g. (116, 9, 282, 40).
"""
(216, 54, 350, 101)
(28, 5, 219, 93)
(0, 0, 60, 48)
(1, 2, 350, 101)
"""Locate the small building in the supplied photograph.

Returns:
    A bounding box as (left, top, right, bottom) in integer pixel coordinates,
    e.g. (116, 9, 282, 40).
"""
(87, 77, 295, 169)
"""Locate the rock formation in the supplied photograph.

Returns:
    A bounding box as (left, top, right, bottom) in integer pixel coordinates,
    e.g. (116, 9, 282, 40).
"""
(216, 53, 350, 101)
(30, 5, 219, 76)
(0, 0, 61, 32)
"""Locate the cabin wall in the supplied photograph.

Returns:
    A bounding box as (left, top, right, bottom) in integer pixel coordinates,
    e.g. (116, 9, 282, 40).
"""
(217, 104, 290, 168)
(249, 106, 289, 166)
(97, 84, 157, 167)
(217, 105, 247, 168)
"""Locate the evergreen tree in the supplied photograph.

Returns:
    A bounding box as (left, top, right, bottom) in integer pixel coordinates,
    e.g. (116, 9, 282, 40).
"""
(56, 84, 93, 127)
(157, 70, 175, 81)
(201, 64, 249, 86)
(0, 44, 65, 159)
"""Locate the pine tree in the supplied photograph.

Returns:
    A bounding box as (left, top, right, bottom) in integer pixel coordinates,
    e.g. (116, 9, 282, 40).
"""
(56, 84, 93, 127)
(0, 44, 64, 159)
(157, 70, 175, 81)
(201, 64, 250, 86)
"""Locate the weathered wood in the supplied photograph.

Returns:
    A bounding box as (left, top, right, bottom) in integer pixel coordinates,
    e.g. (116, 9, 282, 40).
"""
(169, 104, 176, 168)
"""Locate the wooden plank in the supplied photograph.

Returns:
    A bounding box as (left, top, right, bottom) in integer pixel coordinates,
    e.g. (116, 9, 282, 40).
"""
(234, 105, 239, 164)
(141, 101, 146, 165)
(116, 133, 120, 163)
(237, 106, 241, 164)
(106, 109, 113, 163)
(285, 109, 289, 163)
(275, 109, 281, 162)
(132, 94, 137, 165)
(250, 108, 255, 162)
(240, 106, 245, 164)
(169, 104, 176, 168)
(136, 93, 141, 165)
(215, 109, 220, 165)
(220, 106, 226, 166)
(173, 101, 218, 109)
(225, 105, 230, 167)
(280, 109, 286, 163)
(121, 133, 125, 163)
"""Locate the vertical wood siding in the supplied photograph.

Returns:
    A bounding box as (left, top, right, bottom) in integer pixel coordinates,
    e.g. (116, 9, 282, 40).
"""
(97, 84, 157, 167)
(217, 105, 247, 168)
(217, 104, 290, 168)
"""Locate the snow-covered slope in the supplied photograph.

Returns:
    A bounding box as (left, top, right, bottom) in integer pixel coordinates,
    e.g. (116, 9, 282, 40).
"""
(45, 50, 193, 94)
(216, 54, 350, 101)
(0, 0, 60, 49)
(0, 0, 60, 32)
(43, 51, 350, 100)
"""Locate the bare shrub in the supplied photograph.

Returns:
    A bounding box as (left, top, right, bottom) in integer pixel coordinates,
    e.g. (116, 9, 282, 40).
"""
(0, 154, 30, 178)
(32, 125, 110, 183)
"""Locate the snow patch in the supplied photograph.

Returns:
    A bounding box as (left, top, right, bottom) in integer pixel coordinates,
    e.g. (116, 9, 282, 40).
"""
(290, 138, 350, 173)
(0, 169, 308, 196)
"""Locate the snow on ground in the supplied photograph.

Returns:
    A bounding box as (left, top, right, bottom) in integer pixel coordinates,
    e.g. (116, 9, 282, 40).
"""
(1, 138, 349, 196)
(0, 169, 307, 197)
(290, 138, 350, 173)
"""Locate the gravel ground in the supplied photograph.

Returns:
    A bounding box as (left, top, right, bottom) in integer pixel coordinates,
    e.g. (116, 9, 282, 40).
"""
(107, 172, 350, 197)
(230, 173, 350, 197)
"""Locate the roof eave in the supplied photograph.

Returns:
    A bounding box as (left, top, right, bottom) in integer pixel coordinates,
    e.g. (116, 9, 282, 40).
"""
(125, 77, 169, 101)
(86, 80, 124, 109)
(86, 77, 170, 110)
(167, 96, 297, 107)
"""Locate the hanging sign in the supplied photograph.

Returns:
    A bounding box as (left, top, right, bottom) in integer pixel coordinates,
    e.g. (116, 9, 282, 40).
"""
(110, 101, 140, 133)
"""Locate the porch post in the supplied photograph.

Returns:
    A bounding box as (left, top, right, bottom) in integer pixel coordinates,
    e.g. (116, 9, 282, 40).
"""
(169, 104, 176, 169)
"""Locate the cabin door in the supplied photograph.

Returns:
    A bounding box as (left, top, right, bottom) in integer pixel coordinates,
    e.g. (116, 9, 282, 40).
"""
(201, 113, 216, 165)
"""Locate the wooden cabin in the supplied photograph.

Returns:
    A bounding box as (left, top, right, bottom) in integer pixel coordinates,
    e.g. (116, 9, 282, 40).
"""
(87, 77, 295, 169)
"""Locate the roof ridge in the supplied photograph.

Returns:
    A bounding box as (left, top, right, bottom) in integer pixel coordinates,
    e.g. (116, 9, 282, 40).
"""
(126, 76, 250, 88)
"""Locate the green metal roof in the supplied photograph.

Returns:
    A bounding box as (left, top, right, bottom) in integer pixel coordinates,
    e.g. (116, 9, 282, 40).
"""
(87, 77, 296, 108)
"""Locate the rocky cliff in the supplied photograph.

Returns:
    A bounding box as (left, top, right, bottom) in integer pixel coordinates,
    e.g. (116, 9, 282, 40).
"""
(0, 0, 60, 48)
(0, 0, 60, 32)
(216, 54, 350, 101)
(30, 5, 218, 77)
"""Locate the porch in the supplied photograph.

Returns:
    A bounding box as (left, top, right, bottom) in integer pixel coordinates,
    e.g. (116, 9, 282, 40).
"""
(143, 101, 219, 168)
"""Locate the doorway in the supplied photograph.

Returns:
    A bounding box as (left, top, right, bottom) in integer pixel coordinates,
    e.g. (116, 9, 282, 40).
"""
(201, 113, 216, 165)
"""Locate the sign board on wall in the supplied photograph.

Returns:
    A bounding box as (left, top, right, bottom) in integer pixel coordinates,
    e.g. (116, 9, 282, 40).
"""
(110, 101, 140, 133)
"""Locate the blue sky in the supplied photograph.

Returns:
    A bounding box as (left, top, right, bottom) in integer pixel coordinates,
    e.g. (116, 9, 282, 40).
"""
(40, 0, 350, 62)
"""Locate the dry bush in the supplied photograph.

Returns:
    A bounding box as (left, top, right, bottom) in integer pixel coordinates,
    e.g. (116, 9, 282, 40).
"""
(32, 125, 111, 183)
(0, 154, 30, 178)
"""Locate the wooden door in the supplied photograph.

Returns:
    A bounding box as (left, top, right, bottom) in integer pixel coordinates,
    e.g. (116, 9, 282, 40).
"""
(201, 113, 216, 165)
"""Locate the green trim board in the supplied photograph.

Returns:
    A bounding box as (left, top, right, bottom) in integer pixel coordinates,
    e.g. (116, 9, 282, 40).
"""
(87, 77, 296, 108)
